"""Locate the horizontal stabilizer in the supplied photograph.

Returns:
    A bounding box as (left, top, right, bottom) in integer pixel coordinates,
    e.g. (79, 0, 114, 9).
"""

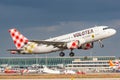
(7, 49, 23, 54)
(7, 49, 23, 52)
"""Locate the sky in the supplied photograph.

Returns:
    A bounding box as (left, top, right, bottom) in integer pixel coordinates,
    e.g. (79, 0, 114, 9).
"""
(0, 0, 120, 57)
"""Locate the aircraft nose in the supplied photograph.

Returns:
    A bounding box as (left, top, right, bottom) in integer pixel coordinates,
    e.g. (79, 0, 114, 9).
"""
(109, 29, 116, 36)
(111, 29, 117, 35)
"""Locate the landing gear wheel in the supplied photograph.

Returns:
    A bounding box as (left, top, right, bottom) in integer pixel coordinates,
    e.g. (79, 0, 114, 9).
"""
(69, 52, 74, 57)
(59, 52, 65, 57)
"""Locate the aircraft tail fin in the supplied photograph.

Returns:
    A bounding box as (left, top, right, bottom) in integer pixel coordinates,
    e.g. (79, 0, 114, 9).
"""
(109, 60, 115, 67)
(9, 28, 28, 49)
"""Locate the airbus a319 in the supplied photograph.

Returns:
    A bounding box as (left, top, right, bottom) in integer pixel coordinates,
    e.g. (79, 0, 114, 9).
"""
(8, 26, 116, 57)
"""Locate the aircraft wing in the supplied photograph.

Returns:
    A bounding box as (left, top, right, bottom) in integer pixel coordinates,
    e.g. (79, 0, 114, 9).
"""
(29, 40, 67, 48)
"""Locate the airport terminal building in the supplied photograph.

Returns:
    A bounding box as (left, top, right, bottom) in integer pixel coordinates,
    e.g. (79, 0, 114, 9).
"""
(0, 56, 119, 72)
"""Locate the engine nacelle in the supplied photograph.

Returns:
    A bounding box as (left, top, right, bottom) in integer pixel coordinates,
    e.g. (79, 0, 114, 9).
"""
(78, 42, 94, 50)
(67, 40, 79, 49)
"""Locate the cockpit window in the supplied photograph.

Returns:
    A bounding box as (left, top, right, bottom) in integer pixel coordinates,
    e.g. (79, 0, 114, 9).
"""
(103, 27, 109, 30)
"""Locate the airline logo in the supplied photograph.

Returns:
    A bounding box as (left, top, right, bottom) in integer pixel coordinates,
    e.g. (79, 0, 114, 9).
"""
(9, 29, 28, 49)
(73, 29, 94, 38)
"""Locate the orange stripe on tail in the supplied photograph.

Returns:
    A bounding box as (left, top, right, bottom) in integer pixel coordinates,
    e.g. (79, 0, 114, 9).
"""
(109, 60, 115, 67)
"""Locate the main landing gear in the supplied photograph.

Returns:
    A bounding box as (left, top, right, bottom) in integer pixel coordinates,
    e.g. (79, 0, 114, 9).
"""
(59, 52, 65, 57)
(59, 51, 75, 57)
(69, 51, 74, 57)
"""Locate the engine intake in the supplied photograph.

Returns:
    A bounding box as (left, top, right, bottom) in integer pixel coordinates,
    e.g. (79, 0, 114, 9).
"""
(67, 40, 79, 49)
(78, 42, 94, 50)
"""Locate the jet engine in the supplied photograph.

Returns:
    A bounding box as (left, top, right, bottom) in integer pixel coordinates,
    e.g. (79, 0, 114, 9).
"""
(78, 42, 94, 50)
(67, 40, 79, 49)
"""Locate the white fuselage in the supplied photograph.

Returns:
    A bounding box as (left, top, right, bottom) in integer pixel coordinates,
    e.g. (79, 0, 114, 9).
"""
(28, 26, 116, 54)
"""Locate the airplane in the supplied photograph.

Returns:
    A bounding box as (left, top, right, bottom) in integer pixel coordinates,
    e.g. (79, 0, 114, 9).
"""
(21, 69, 38, 74)
(42, 65, 61, 74)
(109, 60, 120, 69)
(63, 69, 76, 74)
(4, 67, 20, 73)
(8, 26, 116, 57)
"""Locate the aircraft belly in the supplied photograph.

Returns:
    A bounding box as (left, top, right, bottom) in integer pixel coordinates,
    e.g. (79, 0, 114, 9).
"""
(33, 45, 60, 53)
